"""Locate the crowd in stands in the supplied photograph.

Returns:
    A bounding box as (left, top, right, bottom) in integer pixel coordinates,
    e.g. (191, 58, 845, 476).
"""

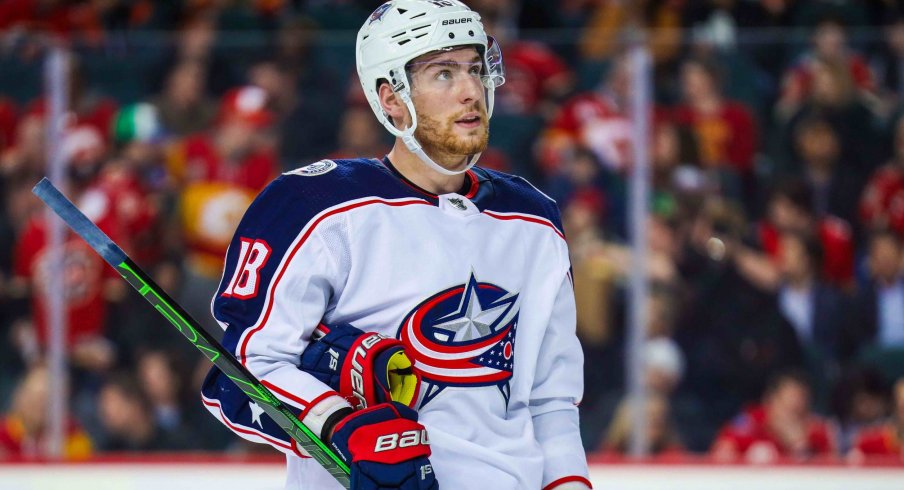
(1, 0, 904, 463)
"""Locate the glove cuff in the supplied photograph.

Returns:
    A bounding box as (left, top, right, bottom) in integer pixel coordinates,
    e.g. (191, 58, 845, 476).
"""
(322, 406, 355, 443)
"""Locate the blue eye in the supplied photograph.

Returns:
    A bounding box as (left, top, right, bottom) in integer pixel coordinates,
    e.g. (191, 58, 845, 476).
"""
(436, 70, 453, 81)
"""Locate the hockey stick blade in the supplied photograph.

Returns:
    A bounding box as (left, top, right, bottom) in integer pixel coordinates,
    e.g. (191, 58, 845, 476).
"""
(32, 178, 351, 487)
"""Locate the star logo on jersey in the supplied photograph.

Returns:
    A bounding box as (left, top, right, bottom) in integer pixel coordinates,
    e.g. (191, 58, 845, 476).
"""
(398, 272, 519, 407)
(249, 401, 265, 429)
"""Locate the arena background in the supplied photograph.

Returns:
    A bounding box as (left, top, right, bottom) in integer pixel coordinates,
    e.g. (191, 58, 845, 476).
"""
(1, 0, 904, 488)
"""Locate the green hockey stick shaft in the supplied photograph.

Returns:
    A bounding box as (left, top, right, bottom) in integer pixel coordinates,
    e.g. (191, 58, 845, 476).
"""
(32, 178, 351, 487)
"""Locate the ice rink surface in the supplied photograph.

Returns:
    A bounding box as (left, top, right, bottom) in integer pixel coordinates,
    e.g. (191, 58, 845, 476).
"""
(2, 462, 904, 490)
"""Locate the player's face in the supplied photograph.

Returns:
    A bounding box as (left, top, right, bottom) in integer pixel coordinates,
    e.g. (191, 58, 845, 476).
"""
(407, 47, 489, 162)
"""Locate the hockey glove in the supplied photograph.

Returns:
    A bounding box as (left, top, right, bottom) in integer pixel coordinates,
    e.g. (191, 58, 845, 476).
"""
(327, 402, 438, 490)
(299, 323, 420, 409)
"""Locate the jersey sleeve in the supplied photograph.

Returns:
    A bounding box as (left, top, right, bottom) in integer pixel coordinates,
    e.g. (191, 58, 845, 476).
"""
(530, 272, 591, 489)
(200, 174, 353, 457)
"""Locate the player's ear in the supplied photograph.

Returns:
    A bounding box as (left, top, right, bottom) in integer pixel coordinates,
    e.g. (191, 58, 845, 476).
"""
(378, 82, 409, 129)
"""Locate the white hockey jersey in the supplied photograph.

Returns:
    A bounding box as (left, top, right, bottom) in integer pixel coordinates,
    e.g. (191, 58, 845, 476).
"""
(201, 157, 589, 490)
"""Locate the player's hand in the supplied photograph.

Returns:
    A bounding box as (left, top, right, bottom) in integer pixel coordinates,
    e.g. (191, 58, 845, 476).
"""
(299, 322, 420, 409)
(327, 402, 438, 490)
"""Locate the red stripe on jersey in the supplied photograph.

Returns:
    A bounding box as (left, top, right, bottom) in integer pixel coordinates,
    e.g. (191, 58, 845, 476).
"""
(238, 199, 430, 366)
(543, 475, 593, 490)
(261, 380, 311, 408)
(483, 211, 565, 240)
(413, 367, 510, 384)
(408, 287, 507, 355)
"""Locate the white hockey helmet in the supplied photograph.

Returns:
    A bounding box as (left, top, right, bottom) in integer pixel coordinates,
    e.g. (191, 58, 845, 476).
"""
(356, 0, 505, 176)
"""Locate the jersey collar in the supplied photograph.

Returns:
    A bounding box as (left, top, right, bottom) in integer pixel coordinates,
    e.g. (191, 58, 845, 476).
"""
(381, 156, 479, 202)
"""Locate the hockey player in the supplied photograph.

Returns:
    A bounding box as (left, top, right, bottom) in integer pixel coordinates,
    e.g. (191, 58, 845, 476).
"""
(201, 1, 590, 489)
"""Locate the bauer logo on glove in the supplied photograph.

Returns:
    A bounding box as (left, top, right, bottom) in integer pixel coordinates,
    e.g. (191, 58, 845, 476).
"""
(328, 402, 438, 490)
(301, 322, 421, 409)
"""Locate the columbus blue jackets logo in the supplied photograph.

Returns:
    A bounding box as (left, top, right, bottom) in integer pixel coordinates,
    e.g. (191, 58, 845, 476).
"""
(368, 3, 392, 24)
(398, 272, 519, 407)
(285, 160, 336, 177)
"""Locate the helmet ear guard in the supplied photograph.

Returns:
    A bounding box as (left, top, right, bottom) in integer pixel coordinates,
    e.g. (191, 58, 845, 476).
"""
(356, 0, 505, 176)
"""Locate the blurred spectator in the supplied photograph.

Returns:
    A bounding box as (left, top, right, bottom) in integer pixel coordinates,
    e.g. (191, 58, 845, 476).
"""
(0, 364, 91, 459)
(849, 377, 904, 460)
(872, 16, 904, 109)
(566, 198, 681, 302)
(136, 350, 189, 435)
(758, 180, 855, 288)
(561, 184, 629, 424)
(328, 104, 390, 160)
(150, 61, 218, 138)
(24, 57, 119, 146)
(650, 121, 703, 213)
(1, 112, 47, 236)
(684, 0, 746, 52)
(789, 116, 861, 226)
(778, 55, 883, 180)
(151, 14, 240, 98)
(248, 59, 342, 167)
(778, 16, 875, 116)
(687, 0, 798, 89)
(547, 148, 618, 228)
(776, 230, 846, 364)
(604, 213, 682, 286)
(111, 102, 171, 193)
(860, 116, 904, 237)
(474, 0, 574, 117)
(538, 54, 635, 177)
(497, 38, 573, 116)
(167, 85, 277, 193)
(676, 198, 803, 422)
(601, 393, 685, 456)
(579, 0, 684, 71)
(644, 336, 686, 396)
(671, 56, 758, 202)
(167, 86, 276, 332)
(842, 230, 904, 357)
(97, 373, 188, 452)
(563, 186, 612, 348)
(710, 370, 837, 462)
(270, 16, 319, 85)
(106, 103, 169, 265)
(11, 125, 137, 370)
(0, 111, 43, 183)
(832, 367, 890, 452)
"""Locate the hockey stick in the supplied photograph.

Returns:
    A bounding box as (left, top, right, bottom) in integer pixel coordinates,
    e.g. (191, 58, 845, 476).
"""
(32, 178, 352, 487)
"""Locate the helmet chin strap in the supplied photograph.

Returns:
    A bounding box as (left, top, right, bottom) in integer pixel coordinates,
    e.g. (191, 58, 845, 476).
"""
(399, 90, 479, 177)
(381, 87, 489, 178)
(401, 132, 480, 177)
